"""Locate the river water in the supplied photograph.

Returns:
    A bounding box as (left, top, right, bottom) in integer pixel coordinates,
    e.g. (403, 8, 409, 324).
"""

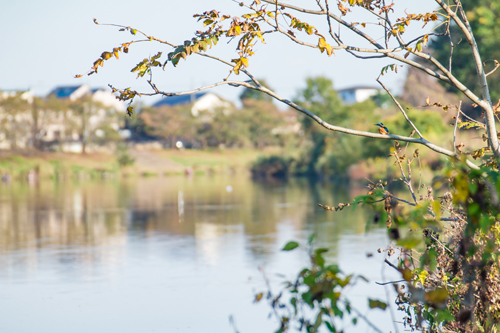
(0, 176, 402, 333)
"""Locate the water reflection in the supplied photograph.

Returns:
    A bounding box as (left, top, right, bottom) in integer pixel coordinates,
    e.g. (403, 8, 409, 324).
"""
(0, 176, 398, 333)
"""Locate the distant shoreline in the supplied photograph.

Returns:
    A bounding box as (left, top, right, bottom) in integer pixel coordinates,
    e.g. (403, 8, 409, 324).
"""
(0, 148, 275, 182)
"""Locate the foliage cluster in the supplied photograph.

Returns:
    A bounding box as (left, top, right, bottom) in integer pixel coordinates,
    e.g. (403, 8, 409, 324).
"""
(255, 236, 378, 333)
(261, 153, 500, 332)
(138, 98, 292, 150)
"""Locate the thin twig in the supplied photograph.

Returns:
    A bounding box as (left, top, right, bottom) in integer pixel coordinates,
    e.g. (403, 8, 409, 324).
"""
(340, 299, 384, 333)
(381, 255, 400, 333)
(389, 194, 417, 207)
(453, 101, 462, 153)
(375, 279, 406, 286)
(377, 79, 425, 140)
(393, 147, 419, 205)
(384, 259, 400, 272)
(485, 59, 500, 77)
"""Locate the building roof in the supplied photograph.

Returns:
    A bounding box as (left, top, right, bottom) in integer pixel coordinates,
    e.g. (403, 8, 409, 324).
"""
(152, 92, 207, 107)
(49, 85, 83, 98)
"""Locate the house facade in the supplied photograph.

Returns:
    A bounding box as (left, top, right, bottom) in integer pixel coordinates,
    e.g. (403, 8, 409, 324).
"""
(152, 92, 233, 118)
(337, 86, 379, 104)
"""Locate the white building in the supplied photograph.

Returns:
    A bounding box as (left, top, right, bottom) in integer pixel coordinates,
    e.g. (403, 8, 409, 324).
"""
(337, 86, 379, 104)
(50, 85, 125, 112)
(152, 92, 233, 118)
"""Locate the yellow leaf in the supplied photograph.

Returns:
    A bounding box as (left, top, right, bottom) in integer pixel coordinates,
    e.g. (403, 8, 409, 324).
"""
(418, 270, 428, 286)
(425, 288, 448, 305)
(361, 23, 366, 28)
(74, 74, 83, 78)
(432, 200, 441, 221)
(318, 37, 326, 49)
(241, 57, 249, 68)
(401, 268, 412, 282)
(256, 32, 265, 43)
(325, 44, 334, 56)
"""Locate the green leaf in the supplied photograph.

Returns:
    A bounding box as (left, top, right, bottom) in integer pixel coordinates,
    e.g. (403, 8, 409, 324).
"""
(368, 299, 387, 310)
(324, 321, 336, 332)
(151, 52, 162, 60)
(308, 233, 316, 245)
(314, 248, 328, 268)
(282, 241, 299, 251)
(130, 28, 137, 35)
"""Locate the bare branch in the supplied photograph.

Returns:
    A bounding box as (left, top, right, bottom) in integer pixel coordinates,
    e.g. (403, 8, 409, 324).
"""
(315, 0, 325, 11)
(340, 299, 384, 333)
(393, 148, 419, 205)
(384, 259, 400, 272)
(264, 0, 458, 85)
(485, 60, 500, 77)
(377, 79, 425, 139)
(459, 110, 486, 129)
(389, 194, 417, 207)
(375, 280, 406, 286)
(453, 102, 462, 154)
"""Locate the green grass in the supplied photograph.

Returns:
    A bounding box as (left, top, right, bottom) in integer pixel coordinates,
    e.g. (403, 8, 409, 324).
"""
(0, 148, 279, 180)
(159, 149, 273, 169)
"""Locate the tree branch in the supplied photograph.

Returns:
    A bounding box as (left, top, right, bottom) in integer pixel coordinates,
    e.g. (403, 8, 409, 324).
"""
(435, 0, 500, 160)
(377, 79, 425, 140)
(453, 102, 461, 153)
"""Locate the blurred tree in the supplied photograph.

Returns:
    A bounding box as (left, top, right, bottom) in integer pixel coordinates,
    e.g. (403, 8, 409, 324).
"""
(140, 105, 196, 148)
(238, 99, 286, 149)
(239, 79, 274, 103)
(0, 93, 32, 149)
(293, 77, 347, 175)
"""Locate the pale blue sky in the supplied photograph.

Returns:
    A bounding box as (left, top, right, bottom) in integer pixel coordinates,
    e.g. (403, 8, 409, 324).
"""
(1, 0, 435, 106)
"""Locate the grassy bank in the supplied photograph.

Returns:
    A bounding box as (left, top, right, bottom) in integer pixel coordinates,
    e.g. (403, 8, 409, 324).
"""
(0, 148, 277, 181)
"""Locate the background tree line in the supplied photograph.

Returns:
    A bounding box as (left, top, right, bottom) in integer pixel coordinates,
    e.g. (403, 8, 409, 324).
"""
(0, 92, 124, 153)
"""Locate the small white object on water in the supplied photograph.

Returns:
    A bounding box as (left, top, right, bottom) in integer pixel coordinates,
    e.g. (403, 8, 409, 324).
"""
(226, 185, 233, 193)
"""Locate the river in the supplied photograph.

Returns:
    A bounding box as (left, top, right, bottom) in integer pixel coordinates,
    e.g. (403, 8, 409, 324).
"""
(0, 176, 402, 333)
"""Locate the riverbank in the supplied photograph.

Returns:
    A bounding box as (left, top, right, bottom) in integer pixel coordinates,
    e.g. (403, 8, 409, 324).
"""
(0, 148, 277, 181)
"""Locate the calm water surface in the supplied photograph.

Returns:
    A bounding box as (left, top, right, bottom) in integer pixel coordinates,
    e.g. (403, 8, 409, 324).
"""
(0, 176, 402, 333)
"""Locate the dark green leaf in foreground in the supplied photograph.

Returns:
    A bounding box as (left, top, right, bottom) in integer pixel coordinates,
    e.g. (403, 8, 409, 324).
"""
(368, 299, 387, 310)
(282, 241, 299, 251)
